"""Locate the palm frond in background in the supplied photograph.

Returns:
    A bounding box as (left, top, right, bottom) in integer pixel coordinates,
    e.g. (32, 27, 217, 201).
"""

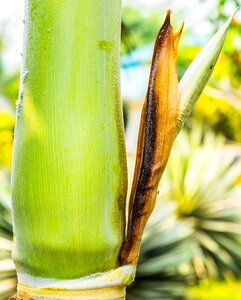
(164, 127, 241, 280)
(0, 171, 16, 300)
(127, 126, 241, 299)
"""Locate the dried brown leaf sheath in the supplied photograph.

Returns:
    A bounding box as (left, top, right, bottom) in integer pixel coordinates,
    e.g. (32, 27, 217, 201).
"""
(121, 10, 181, 265)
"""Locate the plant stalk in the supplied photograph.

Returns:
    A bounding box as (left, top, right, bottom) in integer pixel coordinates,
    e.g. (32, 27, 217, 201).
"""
(11, 0, 128, 298)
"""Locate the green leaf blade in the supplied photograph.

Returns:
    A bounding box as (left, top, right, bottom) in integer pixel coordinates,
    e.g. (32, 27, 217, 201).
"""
(177, 14, 234, 133)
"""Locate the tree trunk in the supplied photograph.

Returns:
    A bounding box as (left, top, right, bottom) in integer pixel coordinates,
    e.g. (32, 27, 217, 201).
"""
(11, 0, 128, 298)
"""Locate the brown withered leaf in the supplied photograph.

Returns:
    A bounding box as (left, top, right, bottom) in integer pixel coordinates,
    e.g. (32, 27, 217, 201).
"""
(121, 10, 182, 265)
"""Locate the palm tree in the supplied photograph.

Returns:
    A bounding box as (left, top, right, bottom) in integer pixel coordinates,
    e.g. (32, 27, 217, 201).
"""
(1, 1, 233, 298)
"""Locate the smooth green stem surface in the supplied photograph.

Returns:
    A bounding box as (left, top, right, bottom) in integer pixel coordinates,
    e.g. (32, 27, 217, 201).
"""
(11, 0, 127, 280)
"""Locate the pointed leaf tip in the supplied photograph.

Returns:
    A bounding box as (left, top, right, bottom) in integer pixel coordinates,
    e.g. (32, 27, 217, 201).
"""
(177, 14, 233, 134)
(166, 9, 172, 20)
(174, 21, 184, 57)
(158, 9, 172, 35)
(174, 21, 184, 37)
(159, 10, 172, 34)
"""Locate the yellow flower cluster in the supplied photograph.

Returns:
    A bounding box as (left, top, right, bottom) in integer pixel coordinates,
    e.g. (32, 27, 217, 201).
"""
(194, 95, 241, 142)
(0, 112, 15, 168)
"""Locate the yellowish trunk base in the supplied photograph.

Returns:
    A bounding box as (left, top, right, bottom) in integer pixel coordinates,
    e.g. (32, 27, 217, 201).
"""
(17, 284, 125, 300)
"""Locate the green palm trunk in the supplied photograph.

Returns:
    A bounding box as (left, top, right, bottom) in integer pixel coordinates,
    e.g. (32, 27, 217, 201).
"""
(11, 0, 129, 298)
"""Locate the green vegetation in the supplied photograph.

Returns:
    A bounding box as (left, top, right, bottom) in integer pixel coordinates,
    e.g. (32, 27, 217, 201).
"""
(189, 280, 241, 300)
(2, 126, 241, 299)
(194, 96, 241, 142)
(127, 127, 241, 299)
(0, 171, 15, 300)
(0, 0, 241, 299)
(12, 0, 127, 281)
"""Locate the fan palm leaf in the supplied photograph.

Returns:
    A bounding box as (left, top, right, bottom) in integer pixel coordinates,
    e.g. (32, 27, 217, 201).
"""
(128, 126, 241, 299)
(0, 172, 16, 300)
